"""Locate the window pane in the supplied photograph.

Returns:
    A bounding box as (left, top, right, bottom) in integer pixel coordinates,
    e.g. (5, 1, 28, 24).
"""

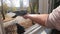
(23, 0, 29, 7)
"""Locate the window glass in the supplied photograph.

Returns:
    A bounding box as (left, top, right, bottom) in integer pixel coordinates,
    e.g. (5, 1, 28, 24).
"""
(0, 0, 39, 19)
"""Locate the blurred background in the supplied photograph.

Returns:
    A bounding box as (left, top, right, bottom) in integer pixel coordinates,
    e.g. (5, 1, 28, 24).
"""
(0, 0, 39, 14)
(0, 0, 60, 34)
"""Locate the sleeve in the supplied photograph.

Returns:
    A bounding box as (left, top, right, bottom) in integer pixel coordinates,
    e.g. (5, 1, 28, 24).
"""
(45, 6, 60, 30)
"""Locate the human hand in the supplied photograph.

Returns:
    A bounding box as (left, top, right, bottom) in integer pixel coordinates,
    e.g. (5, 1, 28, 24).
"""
(23, 14, 30, 19)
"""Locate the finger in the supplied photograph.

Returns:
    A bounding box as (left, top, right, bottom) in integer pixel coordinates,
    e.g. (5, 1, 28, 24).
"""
(23, 14, 29, 19)
(23, 15, 28, 19)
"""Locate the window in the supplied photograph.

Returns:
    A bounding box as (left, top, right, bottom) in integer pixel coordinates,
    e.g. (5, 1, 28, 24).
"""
(0, 0, 39, 17)
(3, 0, 29, 7)
(23, 0, 29, 7)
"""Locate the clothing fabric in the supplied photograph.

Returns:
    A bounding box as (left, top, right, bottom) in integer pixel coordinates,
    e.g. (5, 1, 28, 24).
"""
(45, 6, 60, 31)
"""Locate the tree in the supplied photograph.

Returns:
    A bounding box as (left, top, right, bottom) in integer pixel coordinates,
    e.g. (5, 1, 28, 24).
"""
(29, 0, 39, 14)
(12, 7, 17, 12)
(3, 3, 9, 14)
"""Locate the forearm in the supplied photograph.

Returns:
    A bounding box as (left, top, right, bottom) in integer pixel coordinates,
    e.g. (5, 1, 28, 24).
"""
(25, 14, 49, 26)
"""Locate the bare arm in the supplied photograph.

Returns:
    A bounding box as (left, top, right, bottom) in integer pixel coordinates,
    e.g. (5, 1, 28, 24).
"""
(24, 6, 60, 30)
(24, 14, 48, 26)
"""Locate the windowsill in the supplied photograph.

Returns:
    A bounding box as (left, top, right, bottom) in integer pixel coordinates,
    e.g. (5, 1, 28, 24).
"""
(24, 24, 51, 34)
(24, 24, 42, 34)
